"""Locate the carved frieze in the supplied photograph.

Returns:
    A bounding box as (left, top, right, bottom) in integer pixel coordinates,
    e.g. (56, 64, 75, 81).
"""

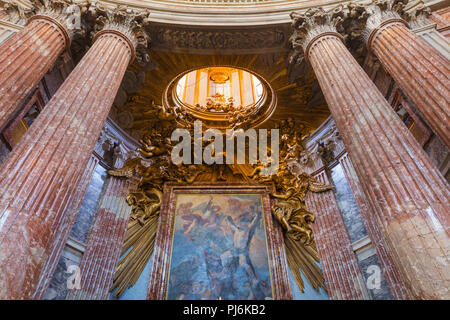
(147, 25, 288, 54)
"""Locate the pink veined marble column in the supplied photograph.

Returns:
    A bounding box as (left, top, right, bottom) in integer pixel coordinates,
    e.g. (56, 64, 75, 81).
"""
(0, 25, 136, 299)
(0, 15, 70, 130)
(306, 170, 369, 300)
(365, 10, 450, 148)
(66, 176, 137, 300)
(339, 153, 410, 300)
(32, 156, 99, 299)
(291, 9, 449, 299)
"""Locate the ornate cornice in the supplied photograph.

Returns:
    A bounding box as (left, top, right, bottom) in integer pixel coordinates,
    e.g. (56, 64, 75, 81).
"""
(95, 0, 348, 26)
(289, 7, 345, 64)
(88, 2, 151, 65)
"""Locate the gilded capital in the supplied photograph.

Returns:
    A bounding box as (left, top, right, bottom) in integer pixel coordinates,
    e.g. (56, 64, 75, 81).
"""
(289, 7, 345, 64)
(88, 3, 151, 65)
(362, 0, 409, 47)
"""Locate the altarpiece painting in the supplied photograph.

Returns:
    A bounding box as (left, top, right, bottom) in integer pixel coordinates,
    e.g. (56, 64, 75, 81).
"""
(147, 183, 292, 300)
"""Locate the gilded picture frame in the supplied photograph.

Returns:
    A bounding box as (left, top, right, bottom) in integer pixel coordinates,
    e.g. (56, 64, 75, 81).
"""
(147, 182, 292, 300)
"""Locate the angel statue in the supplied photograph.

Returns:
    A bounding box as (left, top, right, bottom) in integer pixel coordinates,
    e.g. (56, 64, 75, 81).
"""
(126, 189, 162, 225)
(143, 100, 178, 121)
(107, 157, 166, 211)
(136, 132, 171, 159)
(107, 156, 166, 297)
(271, 169, 333, 244)
(268, 166, 334, 293)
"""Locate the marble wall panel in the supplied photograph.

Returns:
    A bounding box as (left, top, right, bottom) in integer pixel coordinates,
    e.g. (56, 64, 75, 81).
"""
(43, 246, 82, 300)
(69, 165, 108, 244)
(358, 253, 394, 300)
(330, 164, 368, 243)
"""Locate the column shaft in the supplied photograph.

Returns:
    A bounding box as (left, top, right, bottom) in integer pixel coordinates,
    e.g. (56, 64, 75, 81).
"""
(0, 17, 68, 130)
(369, 22, 450, 147)
(0, 31, 132, 299)
(308, 33, 449, 299)
(306, 170, 368, 300)
(339, 153, 410, 300)
(67, 176, 135, 300)
(32, 156, 99, 299)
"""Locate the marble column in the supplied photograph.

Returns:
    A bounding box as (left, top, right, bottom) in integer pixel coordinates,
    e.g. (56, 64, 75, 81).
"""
(306, 170, 369, 300)
(32, 156, 99, 299)
(363, 2, 450, 148)
(0, 1, 77, 130)
(67, 176, 137, 300)
(291, 8, 449, 299)
(0, 8, 149, 299)
(339, 153, 410, 300)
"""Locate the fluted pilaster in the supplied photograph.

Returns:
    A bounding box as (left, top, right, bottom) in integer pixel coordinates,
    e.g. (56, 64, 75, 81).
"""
(306, 170, 369, 300)
(291, 7, 449, 299)
(364, 1, 450, 148)
(67, 176, 137, 300)
(0, 5, 149, 297)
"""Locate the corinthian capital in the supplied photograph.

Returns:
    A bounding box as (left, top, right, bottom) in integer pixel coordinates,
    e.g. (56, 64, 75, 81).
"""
(88, 2, 151, 65)
(289, 7, 345, 64)
(0, 0, 32, 25)
(19, 0, 89, 51)
(362, 0, 409, 44)
(403, 2, 432, 29)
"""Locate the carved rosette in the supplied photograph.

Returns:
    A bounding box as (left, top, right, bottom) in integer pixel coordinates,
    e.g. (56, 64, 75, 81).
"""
(361, 0, 409, 48)
(289, 7, 345, 64)
(0, 0, 32, 25)
(89, 3, 150, 65)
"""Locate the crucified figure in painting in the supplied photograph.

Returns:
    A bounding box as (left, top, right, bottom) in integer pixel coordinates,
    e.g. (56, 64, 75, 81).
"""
(225, 209, 268, 299)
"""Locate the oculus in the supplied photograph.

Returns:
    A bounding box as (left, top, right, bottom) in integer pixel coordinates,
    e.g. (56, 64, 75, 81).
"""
(164, 66, 277, 129)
